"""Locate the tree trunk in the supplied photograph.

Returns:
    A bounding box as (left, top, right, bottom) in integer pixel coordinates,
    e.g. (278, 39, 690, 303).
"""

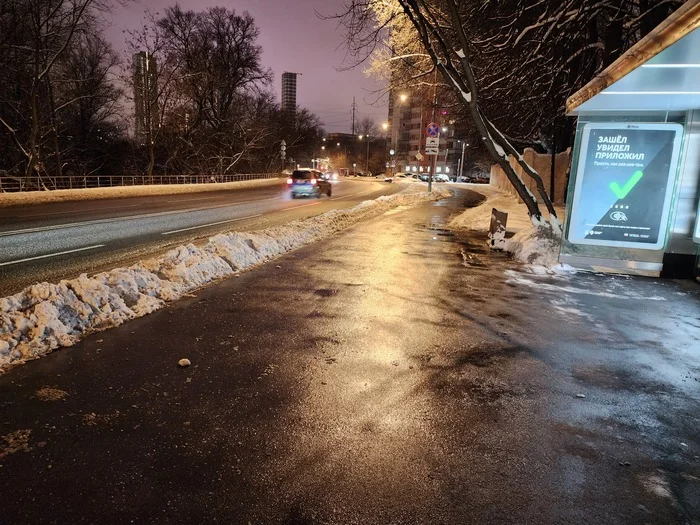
(46, 75, 63, 178)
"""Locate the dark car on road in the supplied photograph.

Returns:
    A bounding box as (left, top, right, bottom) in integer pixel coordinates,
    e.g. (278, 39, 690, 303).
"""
(287, 169, 332, 199)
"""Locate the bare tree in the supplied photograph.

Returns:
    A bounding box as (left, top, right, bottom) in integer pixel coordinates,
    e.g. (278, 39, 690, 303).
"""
(0, 0, 125, 184)
(339, 0, 556, 223)
(336, 0, 684, 224)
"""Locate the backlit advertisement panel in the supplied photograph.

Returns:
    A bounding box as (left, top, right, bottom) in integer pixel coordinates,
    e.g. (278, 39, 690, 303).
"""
(568, 122, 683, 250)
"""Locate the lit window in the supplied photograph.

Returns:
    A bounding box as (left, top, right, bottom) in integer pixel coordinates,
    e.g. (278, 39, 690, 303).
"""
(436, 167, 442, 173)
(445, 167, 450, 173)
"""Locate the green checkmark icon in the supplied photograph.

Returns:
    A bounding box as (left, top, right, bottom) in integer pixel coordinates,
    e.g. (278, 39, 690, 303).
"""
(610, 170, 643, 199)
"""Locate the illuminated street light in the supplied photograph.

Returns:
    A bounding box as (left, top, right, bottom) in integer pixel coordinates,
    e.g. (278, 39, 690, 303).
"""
(399, 94, 408, 103)
(382, 122, 389, 130)
(358, 134, 370, 172)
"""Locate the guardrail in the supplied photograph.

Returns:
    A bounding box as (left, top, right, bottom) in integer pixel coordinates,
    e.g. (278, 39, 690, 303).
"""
(0, 173, 282, 193)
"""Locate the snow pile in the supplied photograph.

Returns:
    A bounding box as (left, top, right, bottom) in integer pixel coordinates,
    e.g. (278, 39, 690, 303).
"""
(450, 188, 569, 272)
(0, 188, 451, 372)
(503, 224, 561, 268)
(449, 191, 533, 232)
(1, 177, 282, 208)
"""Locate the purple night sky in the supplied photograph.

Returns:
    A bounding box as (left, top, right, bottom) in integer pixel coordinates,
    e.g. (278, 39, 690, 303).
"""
(103, 0, 389, 133)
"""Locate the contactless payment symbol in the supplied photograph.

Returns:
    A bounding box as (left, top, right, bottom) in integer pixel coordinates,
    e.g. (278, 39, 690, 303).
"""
(609, 170, 643, 199)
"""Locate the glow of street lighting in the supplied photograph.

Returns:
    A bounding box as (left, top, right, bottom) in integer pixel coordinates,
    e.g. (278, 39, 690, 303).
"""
(399, 94, 408, 102)
(382, 122, 389, 130)
(336, 142, 340, 146)
(441, 126, 448, 132)
(358, 134, 364, 139)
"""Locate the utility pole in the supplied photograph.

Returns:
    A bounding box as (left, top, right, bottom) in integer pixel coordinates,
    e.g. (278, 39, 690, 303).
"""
(459, 141, 466, 179)
(351, 97, 357, 136)
(428, 70, 438, 192)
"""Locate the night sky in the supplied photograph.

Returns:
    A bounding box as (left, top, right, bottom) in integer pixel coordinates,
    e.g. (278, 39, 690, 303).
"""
(103, 0, 388, 133)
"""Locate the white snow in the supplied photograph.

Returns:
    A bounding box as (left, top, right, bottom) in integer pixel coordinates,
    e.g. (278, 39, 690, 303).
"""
(449, 187, 567, 272)
(503, 270, 666, 301)
(0, 178, 282, 207)
(0, 187, 451, 372)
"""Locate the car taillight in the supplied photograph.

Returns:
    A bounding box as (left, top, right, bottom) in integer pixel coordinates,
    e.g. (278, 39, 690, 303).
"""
(310, 178, 317, 185)
(287, 178, 293, 184)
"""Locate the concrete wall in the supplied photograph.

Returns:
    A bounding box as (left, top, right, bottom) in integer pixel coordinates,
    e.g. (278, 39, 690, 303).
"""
(489, 148, 571, 205)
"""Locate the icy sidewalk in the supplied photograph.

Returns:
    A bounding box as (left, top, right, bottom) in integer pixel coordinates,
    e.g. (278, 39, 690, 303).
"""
(0, 188, 451, 372)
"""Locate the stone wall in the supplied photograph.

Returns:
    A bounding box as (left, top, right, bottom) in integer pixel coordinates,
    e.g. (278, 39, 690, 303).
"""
(489, 148, 571, 205)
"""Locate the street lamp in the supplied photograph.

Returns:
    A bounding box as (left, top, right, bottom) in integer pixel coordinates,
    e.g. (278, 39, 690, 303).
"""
(399, 94, 408, 103)
(458, 141, 468, 179)
(358, 134, 370, 173)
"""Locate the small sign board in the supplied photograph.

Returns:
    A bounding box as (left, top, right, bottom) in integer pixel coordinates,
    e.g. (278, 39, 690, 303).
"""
(426, 123, 440, 137)
(415, 152, 424, 161)
(489, 208, 508, 250)
(426, 136, 439, 155)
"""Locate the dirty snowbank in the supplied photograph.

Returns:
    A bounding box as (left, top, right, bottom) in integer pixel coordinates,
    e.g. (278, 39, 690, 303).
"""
(450, 189, 570, 271)
(0, 177, 282, 208)
(0, 188, 451, 372)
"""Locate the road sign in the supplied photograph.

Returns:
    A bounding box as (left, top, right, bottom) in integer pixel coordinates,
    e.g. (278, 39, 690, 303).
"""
(426, 123, 440, 137)
(426, 136, 439, 155)
(415, 152, 423, 161)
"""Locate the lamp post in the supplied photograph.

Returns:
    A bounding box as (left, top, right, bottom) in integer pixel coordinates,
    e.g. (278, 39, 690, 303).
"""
(358, 134, 370, 173)
(459, 141, 468, 179)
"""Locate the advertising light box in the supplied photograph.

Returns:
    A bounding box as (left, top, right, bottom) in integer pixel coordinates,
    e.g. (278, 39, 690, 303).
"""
(568, 122, 683, 250)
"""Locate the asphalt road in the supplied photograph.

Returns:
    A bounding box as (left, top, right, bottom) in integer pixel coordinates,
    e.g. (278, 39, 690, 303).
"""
(0, 178, 399, 296)
(0, 191, 698, 524)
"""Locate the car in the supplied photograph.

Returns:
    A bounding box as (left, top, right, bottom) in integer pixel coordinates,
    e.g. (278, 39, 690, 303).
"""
(395, 173, 408, 179)
(287, 168, 332, 198)
(434, 174, 450, 183)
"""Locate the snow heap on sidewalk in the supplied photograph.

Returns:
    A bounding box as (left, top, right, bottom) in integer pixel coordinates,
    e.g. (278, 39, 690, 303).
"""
(0, 188, 451, 372)
(449, 190, 572, 273)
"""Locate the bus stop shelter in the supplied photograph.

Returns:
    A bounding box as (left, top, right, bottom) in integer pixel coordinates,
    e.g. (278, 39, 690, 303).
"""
(563, 0, 700, 277)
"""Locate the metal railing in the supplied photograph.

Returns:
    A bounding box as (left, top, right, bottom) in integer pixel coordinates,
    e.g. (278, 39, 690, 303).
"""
(0, 173, 282, 193)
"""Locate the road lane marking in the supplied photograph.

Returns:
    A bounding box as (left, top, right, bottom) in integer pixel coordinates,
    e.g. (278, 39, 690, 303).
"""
(287, 201, 321, 209)
(0, 202, 259, 238)
(16, 204, 142, 218)
(161, 214, 263, 235)
(0, 245, 105, 267)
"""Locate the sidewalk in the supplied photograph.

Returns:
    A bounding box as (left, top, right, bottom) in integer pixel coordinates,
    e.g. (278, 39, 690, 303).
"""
(0, 188, 698, 524)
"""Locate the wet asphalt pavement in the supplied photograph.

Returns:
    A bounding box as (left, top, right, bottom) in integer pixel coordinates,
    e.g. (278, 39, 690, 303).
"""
(0, 190, 699, 524)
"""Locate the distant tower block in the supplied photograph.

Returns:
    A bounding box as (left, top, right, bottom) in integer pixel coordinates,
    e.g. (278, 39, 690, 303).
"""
(133, 51, 158, 144)
(281, 72, 300, 113)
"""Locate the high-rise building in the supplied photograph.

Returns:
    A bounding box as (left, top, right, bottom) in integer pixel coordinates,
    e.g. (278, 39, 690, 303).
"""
(388, 87, 459, 177)
(133, 51, 158, 144)
(281, 72, 299, 113)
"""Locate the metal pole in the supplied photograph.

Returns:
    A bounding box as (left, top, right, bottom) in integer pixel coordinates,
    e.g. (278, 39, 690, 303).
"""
(550, 122, 557, 202)
(459, 141, 466, 179)
(428, 70, 437, 192)
(366, 135, 370, 173)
